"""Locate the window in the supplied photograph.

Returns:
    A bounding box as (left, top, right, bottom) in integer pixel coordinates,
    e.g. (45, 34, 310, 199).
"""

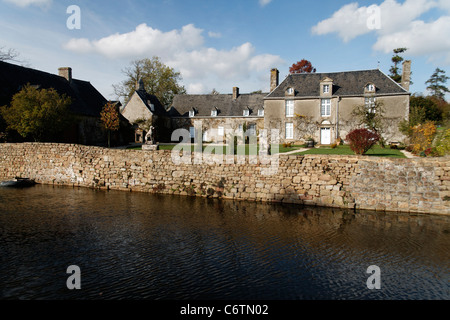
(323, 85, 330, 94)
(238, 124, 243, 132)
(189, 110, 195, 117)
(189, 127, 195, 138)
(285, 123, 294, 139)
(211, 110, 218, 117)
(366, 84, 375, 92)
(286, 100, 294, 117)
(218, 126, 224, 136)
(321, 99, 331, 117)
(248, 124, 256, 136)
(243, 109, 250, 117)
(365, 97, 376, 113)
(258, 109, 264, 117)
(287, 87, 294, 95)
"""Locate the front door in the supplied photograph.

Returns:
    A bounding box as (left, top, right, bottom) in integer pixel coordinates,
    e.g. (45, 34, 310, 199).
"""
(321, 127, 331, 145)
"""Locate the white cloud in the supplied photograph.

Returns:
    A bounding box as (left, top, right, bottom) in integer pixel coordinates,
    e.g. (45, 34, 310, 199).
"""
(64, 23, 204, 59)
(259, 0, 272, 7)
(64, 23, 284, 93)
(208, 31, 222, 38)
(311, 0, 450, 64)
(3, 0, 51, 7)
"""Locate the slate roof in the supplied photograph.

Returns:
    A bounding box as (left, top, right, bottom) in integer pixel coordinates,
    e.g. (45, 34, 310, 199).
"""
(0, 61, 107, 117)
(168, 93, 267, 118)
(133, 88, 167, 116)
(266, 69, 409, 98)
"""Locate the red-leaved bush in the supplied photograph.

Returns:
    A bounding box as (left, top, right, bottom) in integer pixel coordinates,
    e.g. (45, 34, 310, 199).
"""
(345, 128, 380, 155)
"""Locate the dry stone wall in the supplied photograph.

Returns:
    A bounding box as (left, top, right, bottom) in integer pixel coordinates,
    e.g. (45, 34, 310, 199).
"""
(0, 143, 449, 215)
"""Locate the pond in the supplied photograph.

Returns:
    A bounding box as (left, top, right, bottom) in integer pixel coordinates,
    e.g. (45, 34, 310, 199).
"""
(0, 185, 448, 300)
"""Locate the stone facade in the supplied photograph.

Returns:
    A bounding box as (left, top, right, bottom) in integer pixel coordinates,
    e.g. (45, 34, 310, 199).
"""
(1, 143, 449, 215)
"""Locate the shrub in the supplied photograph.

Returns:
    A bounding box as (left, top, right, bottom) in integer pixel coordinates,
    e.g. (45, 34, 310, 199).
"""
(435, 128, 450, 156)
(345, 128, 380, 155)
(411, 121, 437, 154)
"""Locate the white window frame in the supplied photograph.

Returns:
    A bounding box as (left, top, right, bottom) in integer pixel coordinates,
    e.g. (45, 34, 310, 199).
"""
(321, 99, 331, 117)
(285, 122, 294, 139)
(287, 87, 294, 95)
(366, 84, 375, 92)
(258, 109, 264, 117)
(211, 110, 218, 117)
(218, 126, 224, 137)
(243, 109, 250, 117)
(323, 84, 330, 94)
(189, 110, 195, 118)
(286, 100, 294, 118)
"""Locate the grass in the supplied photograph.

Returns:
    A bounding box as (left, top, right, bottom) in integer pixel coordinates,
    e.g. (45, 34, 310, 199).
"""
(127, 144, 305, 155)
(294, 145, 407, 158)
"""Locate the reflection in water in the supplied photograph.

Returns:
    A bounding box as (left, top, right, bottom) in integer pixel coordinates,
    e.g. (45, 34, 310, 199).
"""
(0, 185, 449, 300)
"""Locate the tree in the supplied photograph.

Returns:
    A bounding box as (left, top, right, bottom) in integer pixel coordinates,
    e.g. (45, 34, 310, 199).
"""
(289, 59, 316, 74)
(0, 84, 72, 141)
(389, 48, 408, 83)
(113, 57, 186, 108)
(426, 68, 449, 100)
(351, 100, 386, 144)
(0, 47, 20, 62)
(100, 101, 120, 148)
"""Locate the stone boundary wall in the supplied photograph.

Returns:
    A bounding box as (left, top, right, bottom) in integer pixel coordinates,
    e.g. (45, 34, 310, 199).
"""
(0, 143, 449, 215)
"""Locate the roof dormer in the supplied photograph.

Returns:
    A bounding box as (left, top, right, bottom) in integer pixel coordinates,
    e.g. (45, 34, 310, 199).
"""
(320, 77, 333, 97)
(285, 87, 295, 96)
(365, 83, 376, 94)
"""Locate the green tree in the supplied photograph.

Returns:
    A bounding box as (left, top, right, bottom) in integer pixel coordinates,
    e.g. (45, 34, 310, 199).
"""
(100, 101, 120, 148)
(426, 68, 449, 100)
(113, 57, 186, 108)
(389, 48, 408, 83)
(0, 84, 72, 141)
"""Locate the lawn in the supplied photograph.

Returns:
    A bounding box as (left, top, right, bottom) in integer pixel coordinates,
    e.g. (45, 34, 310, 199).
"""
(294, 145, 407, 158)
(128, 144, 305, 155)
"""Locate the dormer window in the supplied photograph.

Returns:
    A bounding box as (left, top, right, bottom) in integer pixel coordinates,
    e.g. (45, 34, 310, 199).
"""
(258, 109, 264, 117)
(320, 77, 333, 97)
(189, 109, 195, 117)
(323, 85, 330, 94)
(365, 83, 376, 92)
(243, 109, 250, 117)
(211, 109, 218, 117)
(286, 87, 294, 95)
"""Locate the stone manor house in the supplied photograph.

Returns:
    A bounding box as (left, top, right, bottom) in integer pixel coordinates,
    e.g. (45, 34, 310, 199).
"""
(122, 61, 411, 146)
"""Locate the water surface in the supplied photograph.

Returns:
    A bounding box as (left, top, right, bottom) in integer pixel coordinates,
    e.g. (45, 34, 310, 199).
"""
(0, 185, 448, 300)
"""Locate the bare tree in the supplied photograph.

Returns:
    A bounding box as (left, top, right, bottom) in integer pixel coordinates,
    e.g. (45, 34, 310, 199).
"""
(0, 47, 20, 62)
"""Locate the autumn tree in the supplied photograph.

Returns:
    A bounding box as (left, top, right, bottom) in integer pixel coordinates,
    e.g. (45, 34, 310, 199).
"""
(100, 101, 120, 148)
(389, 48, 408, 83)
(113, 57, 186, 108)
(0, 84, 72, 142)
(426, 68, 449, 100)
(289, 59, 316, 74)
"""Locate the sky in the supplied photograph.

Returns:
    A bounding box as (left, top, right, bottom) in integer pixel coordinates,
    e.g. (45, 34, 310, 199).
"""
(1, 0, 449, 102)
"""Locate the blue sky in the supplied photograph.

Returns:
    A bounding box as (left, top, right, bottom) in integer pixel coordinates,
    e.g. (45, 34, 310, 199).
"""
(1, 0, 449, 102)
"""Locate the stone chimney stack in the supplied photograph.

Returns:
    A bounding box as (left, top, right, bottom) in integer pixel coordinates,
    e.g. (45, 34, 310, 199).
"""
(270, 68, 279, 92)
(233, 87, 239, 100)
(58, 67, 72, 83)
(401, 60, 411, 91)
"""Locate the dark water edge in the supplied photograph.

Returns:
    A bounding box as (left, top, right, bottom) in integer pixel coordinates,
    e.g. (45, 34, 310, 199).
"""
(0, 184, 449, 300)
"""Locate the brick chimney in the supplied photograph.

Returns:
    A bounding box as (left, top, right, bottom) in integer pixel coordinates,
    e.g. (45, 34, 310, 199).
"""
(233, 87, 239, 100)
(58, 67, 72, 83)
(270, 68, 279, 92)
(401, 60, 411, 91)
